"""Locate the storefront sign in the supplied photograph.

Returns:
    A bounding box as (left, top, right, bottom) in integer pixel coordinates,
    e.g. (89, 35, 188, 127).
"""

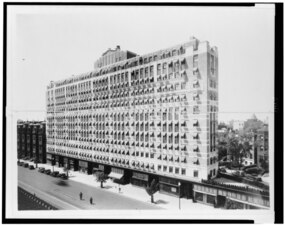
(132, 172, 149, 181)
(79, 160, 88, 168)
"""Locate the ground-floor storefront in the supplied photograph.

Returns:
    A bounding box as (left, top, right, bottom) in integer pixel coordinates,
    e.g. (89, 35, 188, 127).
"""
(108, 167, 131, 184)
(193, 183, 270, 209)
(131, 171, 149, 188)
(45, 154, 269, 209)
(78, 160, 89, 174)
(46, 153, 53, 165)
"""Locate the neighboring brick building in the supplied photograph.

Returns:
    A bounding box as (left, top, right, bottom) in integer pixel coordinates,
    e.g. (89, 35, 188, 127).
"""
(46, 36, 219, 198)
(17, 121, 46, 164)
(254, 125, 269, 169)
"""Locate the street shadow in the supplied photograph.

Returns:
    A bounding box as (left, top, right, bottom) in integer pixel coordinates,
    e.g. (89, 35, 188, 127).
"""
(155, 199, 168, 205)
(55, 180, 69, 186)
(102, 185, 112, 189)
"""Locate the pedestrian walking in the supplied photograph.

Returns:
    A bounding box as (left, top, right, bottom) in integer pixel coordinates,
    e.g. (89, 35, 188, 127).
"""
(90, 197, 93, 205)
(79, 192, 83, 200)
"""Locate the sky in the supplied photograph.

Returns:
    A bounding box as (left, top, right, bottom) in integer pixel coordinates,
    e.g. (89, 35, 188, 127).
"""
(8, 4, 275, 123)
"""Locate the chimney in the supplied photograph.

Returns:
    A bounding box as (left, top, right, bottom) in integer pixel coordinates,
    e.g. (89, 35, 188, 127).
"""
(116, 45, 120, 50)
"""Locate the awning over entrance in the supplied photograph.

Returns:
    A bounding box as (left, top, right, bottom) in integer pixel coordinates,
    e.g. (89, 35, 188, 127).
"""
(46, 154, 53, 160)
(108, 172, 123, 180)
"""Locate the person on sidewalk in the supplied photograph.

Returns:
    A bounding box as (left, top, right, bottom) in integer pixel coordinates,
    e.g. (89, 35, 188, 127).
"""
(79, 192, 83, 200)
(90, 197, 93, 205)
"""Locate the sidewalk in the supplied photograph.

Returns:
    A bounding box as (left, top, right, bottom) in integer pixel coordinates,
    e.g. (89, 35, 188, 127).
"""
(21, 160, 217, 210)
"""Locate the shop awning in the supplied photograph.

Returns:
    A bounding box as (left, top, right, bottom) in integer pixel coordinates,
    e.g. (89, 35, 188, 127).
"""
(108, 172, 123, 180)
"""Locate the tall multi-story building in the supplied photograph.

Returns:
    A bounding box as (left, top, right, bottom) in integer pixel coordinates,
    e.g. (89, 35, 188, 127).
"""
(17, 121, 47, 164)
(46, 36, 218, 198)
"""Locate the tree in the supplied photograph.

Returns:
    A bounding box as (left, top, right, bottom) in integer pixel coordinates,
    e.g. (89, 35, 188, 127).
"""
(260, 159, 269, 172)
(95, 171, 108, 188)
(226, 137, 245, 169)
(145, 179, 159, 203)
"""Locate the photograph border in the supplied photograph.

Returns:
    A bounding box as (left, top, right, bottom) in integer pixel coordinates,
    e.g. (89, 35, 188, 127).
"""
(2, 2, 283, 224)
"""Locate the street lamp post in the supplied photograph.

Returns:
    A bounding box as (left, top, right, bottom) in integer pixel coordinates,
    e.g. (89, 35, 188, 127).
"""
(178, 182, 181, 210)
(34, 157, 38, 168)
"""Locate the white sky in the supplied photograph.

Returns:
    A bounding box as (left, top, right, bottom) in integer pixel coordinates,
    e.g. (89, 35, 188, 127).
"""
(8, 5, 275, 122)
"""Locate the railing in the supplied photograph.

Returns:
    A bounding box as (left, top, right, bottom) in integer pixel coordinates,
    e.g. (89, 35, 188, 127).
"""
(201, 179, 269, 197)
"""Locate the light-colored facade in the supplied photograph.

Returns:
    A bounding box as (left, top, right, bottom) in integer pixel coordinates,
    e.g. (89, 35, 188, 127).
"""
(232, 120, 245, 131)
(46, 37, 219, 186)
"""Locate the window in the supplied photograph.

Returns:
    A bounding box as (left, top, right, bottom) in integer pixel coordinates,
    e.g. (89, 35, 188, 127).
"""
(168, 134, 173, 143)
(157, 64, 161, 75)
(163, 135, 167, 143)
(193, 55, 198, 68)
(174, 135, 179, 144)
(194, 170, 198, 177)
(181, 168, 186, 175)
(168, 123, 173, 132)
(158, 165, 162, 171)
(168, 62, 173, 73)
(145, 67, 149, 77)
(150, 66, 154, 77)
(181, 83, 186, 89)
(163, 112, 167, 121)
(163, 123, 167, 132)
(193, 105, 199, 114)
(169, 166, 173, 173)
(175, 108, 179, 120)
(175, 167, 179, 174)
(168, 108, 173, 120)
(163, 166, 167, 172)
(210, 55, 215, 75)
(163, 63, 167, 74)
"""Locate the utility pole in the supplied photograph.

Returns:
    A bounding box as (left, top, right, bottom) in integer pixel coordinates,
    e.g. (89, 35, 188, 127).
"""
(178, 182, 181, 210)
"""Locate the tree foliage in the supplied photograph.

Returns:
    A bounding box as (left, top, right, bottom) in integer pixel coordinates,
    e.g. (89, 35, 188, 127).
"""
(145, 179, 159, 203)
(226, 137, 251, 169)
(95, 171, 108, 188)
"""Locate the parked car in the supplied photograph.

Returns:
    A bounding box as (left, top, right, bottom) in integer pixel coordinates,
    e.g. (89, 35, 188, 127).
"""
(59, 173, 68, 179)
(51, 171, 59, 177)
(38, 167, 45, 173)
(44, 169, 51, 175)
(29, 159, 34, 162)
(19, 162, 25, 166)
(24, 163, 29, 168)
(29, 165, 35, 170)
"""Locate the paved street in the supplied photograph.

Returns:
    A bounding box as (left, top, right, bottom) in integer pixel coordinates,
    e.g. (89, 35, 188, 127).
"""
(18, 166, 161, 210)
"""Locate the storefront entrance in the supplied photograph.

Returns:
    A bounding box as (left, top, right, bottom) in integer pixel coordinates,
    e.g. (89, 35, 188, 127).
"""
(79, 160, 89, 174)
(217, 195, 227, 208)
(159, 177, 180, 197)
(108, 167, 131, 184)
(46, 154, 53, 165)
(69, 158, 78, 171)
(131, 172, 149, 188)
